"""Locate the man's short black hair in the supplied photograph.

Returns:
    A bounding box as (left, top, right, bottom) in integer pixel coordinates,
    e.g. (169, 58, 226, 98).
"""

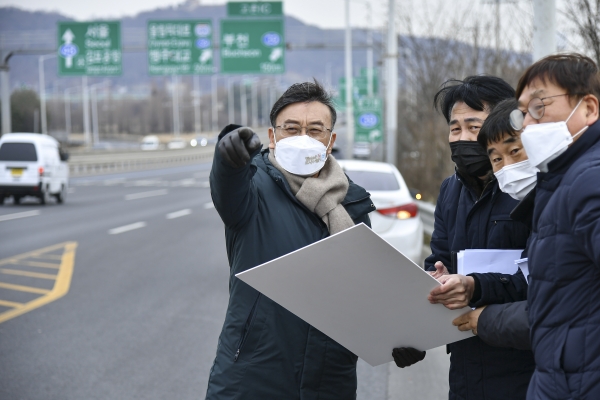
(477, 98, 519, 149)
(270, 79, 337, 129)
(433, 75, 516, 123)
(516, 53, 600, 101)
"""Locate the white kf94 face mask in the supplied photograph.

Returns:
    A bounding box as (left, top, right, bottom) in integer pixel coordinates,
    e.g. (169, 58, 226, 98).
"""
(520, 98, 588, 172)
(494, 159, 539, 201)
(274, 134, 332, 176)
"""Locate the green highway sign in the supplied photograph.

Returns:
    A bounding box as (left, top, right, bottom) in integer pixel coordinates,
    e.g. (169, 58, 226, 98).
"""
(354, 97, 383, 143)
(147, 20, 213, 75)
(338, 75, 379, 102)
(220, 19, 285, 74)
(57, 21, 122, 76)
(227, 1, 283, 17)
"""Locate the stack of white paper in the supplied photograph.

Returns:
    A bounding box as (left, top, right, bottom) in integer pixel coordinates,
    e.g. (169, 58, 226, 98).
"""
(457, 249, 524, 276)
(236, 223, 472, 367)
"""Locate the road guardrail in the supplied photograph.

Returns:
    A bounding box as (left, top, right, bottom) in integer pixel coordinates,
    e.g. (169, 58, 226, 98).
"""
(417, 200, 435, 237)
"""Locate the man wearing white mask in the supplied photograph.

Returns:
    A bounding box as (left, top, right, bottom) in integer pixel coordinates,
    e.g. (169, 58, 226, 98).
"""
(206, 80, 374, 400)
(453, 98, 537, 350)
(511, 53, 600, 400)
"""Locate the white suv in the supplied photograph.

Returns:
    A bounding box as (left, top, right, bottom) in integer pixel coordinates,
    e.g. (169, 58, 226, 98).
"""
(337, 159, 424, 263)
(0, 133, 69, 205)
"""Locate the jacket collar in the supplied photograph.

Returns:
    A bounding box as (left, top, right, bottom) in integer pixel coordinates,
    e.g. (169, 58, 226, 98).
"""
(547, 119, 600, 174)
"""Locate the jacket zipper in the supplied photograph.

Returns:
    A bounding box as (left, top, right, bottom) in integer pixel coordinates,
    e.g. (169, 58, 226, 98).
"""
(234, 294, 261, 362)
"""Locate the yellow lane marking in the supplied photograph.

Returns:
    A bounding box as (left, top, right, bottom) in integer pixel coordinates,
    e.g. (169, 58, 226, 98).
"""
(0, 299, 23, 308)
(1, 269, 58, 280)
(14, 261, 61, 269)
(30, 255, 63, 261)
(0, 282, 50, 294)
(0, 242, 77, 324)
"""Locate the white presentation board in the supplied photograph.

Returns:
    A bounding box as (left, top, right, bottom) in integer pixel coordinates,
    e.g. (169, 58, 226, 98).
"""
(236, 223, 472, 367)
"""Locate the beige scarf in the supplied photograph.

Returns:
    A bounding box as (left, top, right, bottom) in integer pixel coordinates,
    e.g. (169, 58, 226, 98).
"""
(268, 150, 355, 235)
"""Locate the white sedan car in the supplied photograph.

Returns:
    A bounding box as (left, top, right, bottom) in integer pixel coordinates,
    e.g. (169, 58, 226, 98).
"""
(337, 159, 424, 263)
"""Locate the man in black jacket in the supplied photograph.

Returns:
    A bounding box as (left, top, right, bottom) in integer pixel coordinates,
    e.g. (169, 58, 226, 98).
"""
(393, 76, 535, 400)
(452, 98, 535, 351)
(205, 80, 374, 400)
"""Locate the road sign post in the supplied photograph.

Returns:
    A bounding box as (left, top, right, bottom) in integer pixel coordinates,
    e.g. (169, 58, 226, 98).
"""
(220, 19, 285, 74)
(57, 21, 122, 76)
(147, 20, 213, 75)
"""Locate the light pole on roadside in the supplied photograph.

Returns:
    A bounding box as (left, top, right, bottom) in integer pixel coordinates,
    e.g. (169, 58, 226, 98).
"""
(241, 76, 248, 127)
(344, 0, 355, 160)
(193, 75, 201, 133)
(38, 54, 56, 135)
(228, 77, 235, 124)
(385, 0, 398, 164)
(533, 0, 556, 61)
(171, 75, 180, 137)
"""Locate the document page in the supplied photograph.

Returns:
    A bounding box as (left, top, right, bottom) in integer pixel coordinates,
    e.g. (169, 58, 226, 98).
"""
(236, 223, 472, 367)
(457, 249, 524, 276)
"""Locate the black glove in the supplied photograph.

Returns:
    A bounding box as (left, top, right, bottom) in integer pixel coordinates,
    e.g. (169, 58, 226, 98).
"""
(392, 347, 426, 368)
(218, 127, 262, 168)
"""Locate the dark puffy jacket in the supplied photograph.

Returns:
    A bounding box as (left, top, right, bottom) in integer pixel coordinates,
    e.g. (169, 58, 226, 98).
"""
(205, 125, 374, 400)
(425, 172, 535, 400)
(527, 121, 600, 400)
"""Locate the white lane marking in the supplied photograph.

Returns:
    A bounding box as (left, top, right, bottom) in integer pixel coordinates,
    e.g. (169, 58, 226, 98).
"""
(172, 178, 196, 187)
(104, 178, 126, 186)
(203, 202, 215, 209)
(0, 210, 41, 222)
(166, 209, 192, 219)
(125, 189, 168, 201)
(108, 222, 147, 235)
(67, 188, 76, 194)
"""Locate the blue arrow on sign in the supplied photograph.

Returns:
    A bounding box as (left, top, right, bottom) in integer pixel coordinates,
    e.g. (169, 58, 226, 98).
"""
(359, 113, 378, 128)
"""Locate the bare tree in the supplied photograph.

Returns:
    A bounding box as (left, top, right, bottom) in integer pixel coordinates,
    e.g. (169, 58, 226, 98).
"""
(564, 0, 600, 66)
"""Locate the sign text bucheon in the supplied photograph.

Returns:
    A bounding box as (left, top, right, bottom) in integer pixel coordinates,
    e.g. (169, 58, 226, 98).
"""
(57, 21, 122, 76)
(220, 19, 285, 74)
(147, 20, 213, 75)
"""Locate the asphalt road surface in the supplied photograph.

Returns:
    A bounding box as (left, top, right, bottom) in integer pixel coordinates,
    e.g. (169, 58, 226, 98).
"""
(0, 160, 449, 400)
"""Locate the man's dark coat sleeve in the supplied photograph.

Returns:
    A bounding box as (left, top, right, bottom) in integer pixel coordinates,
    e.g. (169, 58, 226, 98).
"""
(477, 300, 531, 350)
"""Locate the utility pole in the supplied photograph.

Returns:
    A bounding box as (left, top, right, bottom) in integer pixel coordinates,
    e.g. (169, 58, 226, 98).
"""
(251, 78, 258, 127)
(345, 0, 354, 159)
(533, 0, 556, 61)
(385, 0, 398, 165)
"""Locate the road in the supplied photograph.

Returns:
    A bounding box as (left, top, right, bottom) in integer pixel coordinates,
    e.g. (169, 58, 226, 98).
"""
(0, 160, 449, 400)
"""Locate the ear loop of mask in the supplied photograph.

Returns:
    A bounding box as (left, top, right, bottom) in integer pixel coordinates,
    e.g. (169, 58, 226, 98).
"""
(565, 98, 589, 140)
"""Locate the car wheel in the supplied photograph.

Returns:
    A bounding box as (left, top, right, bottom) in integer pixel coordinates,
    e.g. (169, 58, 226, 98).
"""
(0, 195, 4, 206)
(40, 187, 52, 205)
(13, 196, 22, 205)
(55, 185, 66, 204)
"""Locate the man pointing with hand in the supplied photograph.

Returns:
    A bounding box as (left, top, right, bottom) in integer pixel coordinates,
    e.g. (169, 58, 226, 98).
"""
(205, 80, 374, 400)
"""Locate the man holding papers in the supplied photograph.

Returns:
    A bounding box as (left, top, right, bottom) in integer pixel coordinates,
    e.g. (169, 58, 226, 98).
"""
(205, 81, 373, 400)
(452, 98, 536, 351)
(394, 76, 535, 400)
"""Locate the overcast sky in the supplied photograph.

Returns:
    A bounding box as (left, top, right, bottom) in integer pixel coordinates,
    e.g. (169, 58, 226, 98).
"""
(0, 0, 390, 29)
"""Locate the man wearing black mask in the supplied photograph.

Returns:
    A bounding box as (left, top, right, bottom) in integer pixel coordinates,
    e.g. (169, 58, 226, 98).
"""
(392, 76, 534, 400)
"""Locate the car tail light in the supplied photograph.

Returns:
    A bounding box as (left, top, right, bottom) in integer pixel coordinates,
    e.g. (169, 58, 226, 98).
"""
(38, 167, 44, 176)
(377, 202, 418, 219)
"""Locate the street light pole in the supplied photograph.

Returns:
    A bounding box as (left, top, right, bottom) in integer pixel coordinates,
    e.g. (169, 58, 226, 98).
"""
(1, 52, 14, 135)
(251, 78, 258, 127)
(241, 76, 248, 127)
(533, 0, 556, 61)
(345, 0, 355, 159)
(171, 75, 180, 137)
(38, 54, 56, 135)
(228, 77, 235, 124)
(82, 76, 91, 146)
(385, 0, 398, 164)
